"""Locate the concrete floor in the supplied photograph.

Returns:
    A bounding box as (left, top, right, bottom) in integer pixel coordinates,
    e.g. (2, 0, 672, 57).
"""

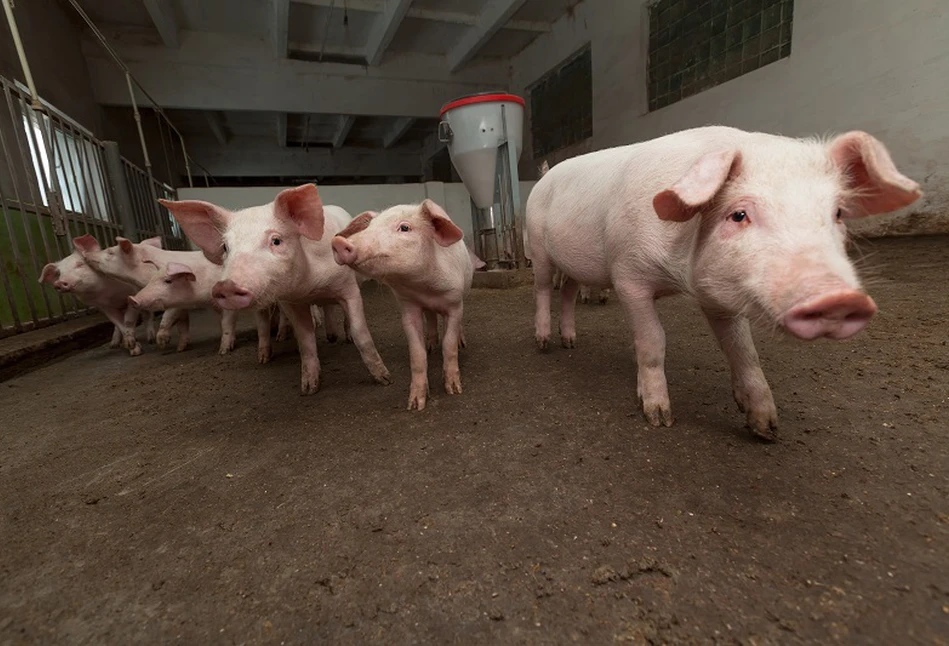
(0, 236, 947, 643)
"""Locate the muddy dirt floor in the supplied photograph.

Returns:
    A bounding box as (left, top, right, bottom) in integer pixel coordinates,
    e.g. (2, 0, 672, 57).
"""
(1, 236, 947, 644)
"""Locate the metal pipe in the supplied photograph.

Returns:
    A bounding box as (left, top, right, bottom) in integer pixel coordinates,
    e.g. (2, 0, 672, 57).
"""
(180, 134, 193, 188)
(0, 0, 39, 108)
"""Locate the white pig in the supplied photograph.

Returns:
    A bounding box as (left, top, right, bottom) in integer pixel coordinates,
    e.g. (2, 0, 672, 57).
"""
(159, 184, 391, 394)
(38, 236, 151, 356)
(128, 261, 240, 355)
(527, 126, 921, 439)
(331, 200, 472, 410)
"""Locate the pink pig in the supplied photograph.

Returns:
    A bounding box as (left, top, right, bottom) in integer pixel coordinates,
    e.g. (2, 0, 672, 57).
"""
(160, 184, 391, 394)
(38, 236, 152, 356)
(331, 200, 472, 410)
(128, 261, 240, 355)
(527, 126, 921, 439)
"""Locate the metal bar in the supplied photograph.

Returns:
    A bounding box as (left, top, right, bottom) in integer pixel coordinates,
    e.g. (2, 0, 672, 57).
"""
(51, 115, 91, 238)
(1, 0, 40, 107)
(2, 83, 67, 314)
(0, 162, 26, 331)
(72, 125, 110, 245)
(103, 142, 137, 241)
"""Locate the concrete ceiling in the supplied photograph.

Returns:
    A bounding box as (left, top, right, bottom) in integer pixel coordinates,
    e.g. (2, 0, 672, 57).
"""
(74, 0, 575, 180)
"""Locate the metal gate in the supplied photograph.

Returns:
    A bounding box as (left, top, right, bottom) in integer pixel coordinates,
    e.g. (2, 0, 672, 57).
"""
(0, 75, 187, 338)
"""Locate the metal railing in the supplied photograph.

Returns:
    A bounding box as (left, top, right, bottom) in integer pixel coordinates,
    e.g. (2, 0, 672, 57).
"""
(0, 75, 187, 338)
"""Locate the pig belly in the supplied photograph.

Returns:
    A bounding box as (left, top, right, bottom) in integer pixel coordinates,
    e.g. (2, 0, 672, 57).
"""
(536, 216, 611, 287)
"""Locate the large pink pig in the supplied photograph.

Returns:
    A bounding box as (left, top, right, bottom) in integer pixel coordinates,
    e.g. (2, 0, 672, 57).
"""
(38, 236, 151, 356)
(128, 261, 240, 355)
(527, 126, 921, 439)
(331, 200, 472, 410)
(159, 184, 391, 394)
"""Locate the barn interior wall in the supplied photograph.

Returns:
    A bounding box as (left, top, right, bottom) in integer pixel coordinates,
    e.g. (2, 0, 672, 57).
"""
(510, 0, 949, 236)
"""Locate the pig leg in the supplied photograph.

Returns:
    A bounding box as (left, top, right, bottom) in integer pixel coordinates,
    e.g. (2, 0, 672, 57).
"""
(442, 306, 464, 395)
(144, 311, 157, 343)
(104, 306, 142, 357)
(599, 288, 610, 305)
(552, 268, 562, 290)
(175, 309, 191, 352)
(156, 308, 181, 349)
(402, 304, 429, 410)
(343, 310, 354, 344)
(559, 277, 581, 349)
(703, 311, 778, 440)
(276, 309, 291, 342)
(218, 309, 238, 355)
(324, 303, 341, 343)
(256, 308, 273, 364)
(613, 283, 673, 427)
(424, 309, 439, 353)
(285, 301, 320, 395)
(579, 285, 592, 304)
(311, 305, 323, 330)
(339, 289, 392, 386)
(532, 254, 556, 350)
(109, 325, 122, 349)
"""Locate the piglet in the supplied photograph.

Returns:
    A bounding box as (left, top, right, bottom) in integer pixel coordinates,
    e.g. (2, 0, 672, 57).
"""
(129, 261, 239, 355)
(39, 235, 150, 356)
(527, 126, 921, 439)
(331, 200, 472, 410)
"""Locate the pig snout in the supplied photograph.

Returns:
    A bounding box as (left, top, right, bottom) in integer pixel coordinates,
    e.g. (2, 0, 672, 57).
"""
(53, 279, 70, 292)
(212, 280, 254, 310)
(331, 236, 357, 266)
(783, 290, 877, 341)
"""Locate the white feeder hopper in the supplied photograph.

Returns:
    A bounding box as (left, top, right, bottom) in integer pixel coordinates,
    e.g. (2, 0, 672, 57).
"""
(439, 92, 525, 268)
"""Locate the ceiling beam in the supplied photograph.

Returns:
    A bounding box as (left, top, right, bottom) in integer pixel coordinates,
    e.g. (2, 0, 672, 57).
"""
(447, 0, 529, 72)
(84, 34, 505, 117)
(184, 137, 422, 177)
(142, 0, 178, 48)
(205, 111, 230, 145)
(276, 113, 287, 147)
(293, 0, 551, 32)
(364, 0, 412, 66)
(382, 117, 413, 148)
(272, 0, 290, 57)
(331, 115, 356, 148)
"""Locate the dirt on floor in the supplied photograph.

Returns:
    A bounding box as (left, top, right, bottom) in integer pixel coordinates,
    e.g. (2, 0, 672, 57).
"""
(0, 236, 947, 644)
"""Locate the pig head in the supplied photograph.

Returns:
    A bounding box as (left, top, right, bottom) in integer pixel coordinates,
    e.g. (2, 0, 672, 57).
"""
(331, 200, 466, 284)
(79, 234, 164, 288)
(160, 184, 326, 310)
(129, 262, 198, 312)
(653, 130, 921, 340)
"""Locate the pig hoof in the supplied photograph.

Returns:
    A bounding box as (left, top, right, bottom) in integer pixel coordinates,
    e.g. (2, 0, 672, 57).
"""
(129, 344, 143, 357)
(146, 331, 157, 344)
(599, 295, 609, 305)
(580, 295, 590, 304)
(561, 335, 576, 349)
(444, 374, 463, 395)
(300, 378, 320, 395)
(746, 409, 779, 442)
(275, 330, 288, 342)
(459, 334, 467, 350)
(326, 333, 338, 344)
(642, 401, 674, 427)
(176, 343, 189, 353)
(373, 369, 393, 386)
(345, 334, 354, 344)
(426, 339, 438, 354)
(408, 384, 428, 410)
(258, 347, 272, 364)
(536, 335, 550, 351)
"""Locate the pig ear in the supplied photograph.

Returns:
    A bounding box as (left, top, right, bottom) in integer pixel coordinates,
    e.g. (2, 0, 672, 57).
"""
(39, 263, 59, 284)
(274, 184, 325, 240)
(828, 131, 922, 216)
(72, 234, 100, 254)
(653, 149, 742, 222)
(116, 237, 135, 254)
(166, 262, 196, 282)
(421, 199, 464, 247)
(140, 236, 163, 249)
(159, 198, 230, 264)
(337, 211, 376, 238)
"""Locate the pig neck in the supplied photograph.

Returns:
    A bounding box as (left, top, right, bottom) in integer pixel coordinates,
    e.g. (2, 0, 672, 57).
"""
(283, 237, 355, 304)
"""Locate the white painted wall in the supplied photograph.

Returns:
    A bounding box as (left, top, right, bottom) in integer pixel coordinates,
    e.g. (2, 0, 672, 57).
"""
(511, 0, 949, 235)
(178, 181, 538, 248)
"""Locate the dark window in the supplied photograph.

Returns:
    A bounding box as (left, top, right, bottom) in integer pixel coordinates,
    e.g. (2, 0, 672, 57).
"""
(648, 0, 793, 111)
(529, 47, 593, 158)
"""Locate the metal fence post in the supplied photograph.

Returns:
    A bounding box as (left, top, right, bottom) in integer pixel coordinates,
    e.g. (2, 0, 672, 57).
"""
(103, 141, 138, 241)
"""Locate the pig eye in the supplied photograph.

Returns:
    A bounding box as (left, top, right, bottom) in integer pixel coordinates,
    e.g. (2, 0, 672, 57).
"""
(163, 278, 173, 284)
(271, 236, 282, 246)
(835, 209, 842, 220)
(222, 243, 228, 254)
(398, 223, 411, 232)
(729, 210, 748, 223)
